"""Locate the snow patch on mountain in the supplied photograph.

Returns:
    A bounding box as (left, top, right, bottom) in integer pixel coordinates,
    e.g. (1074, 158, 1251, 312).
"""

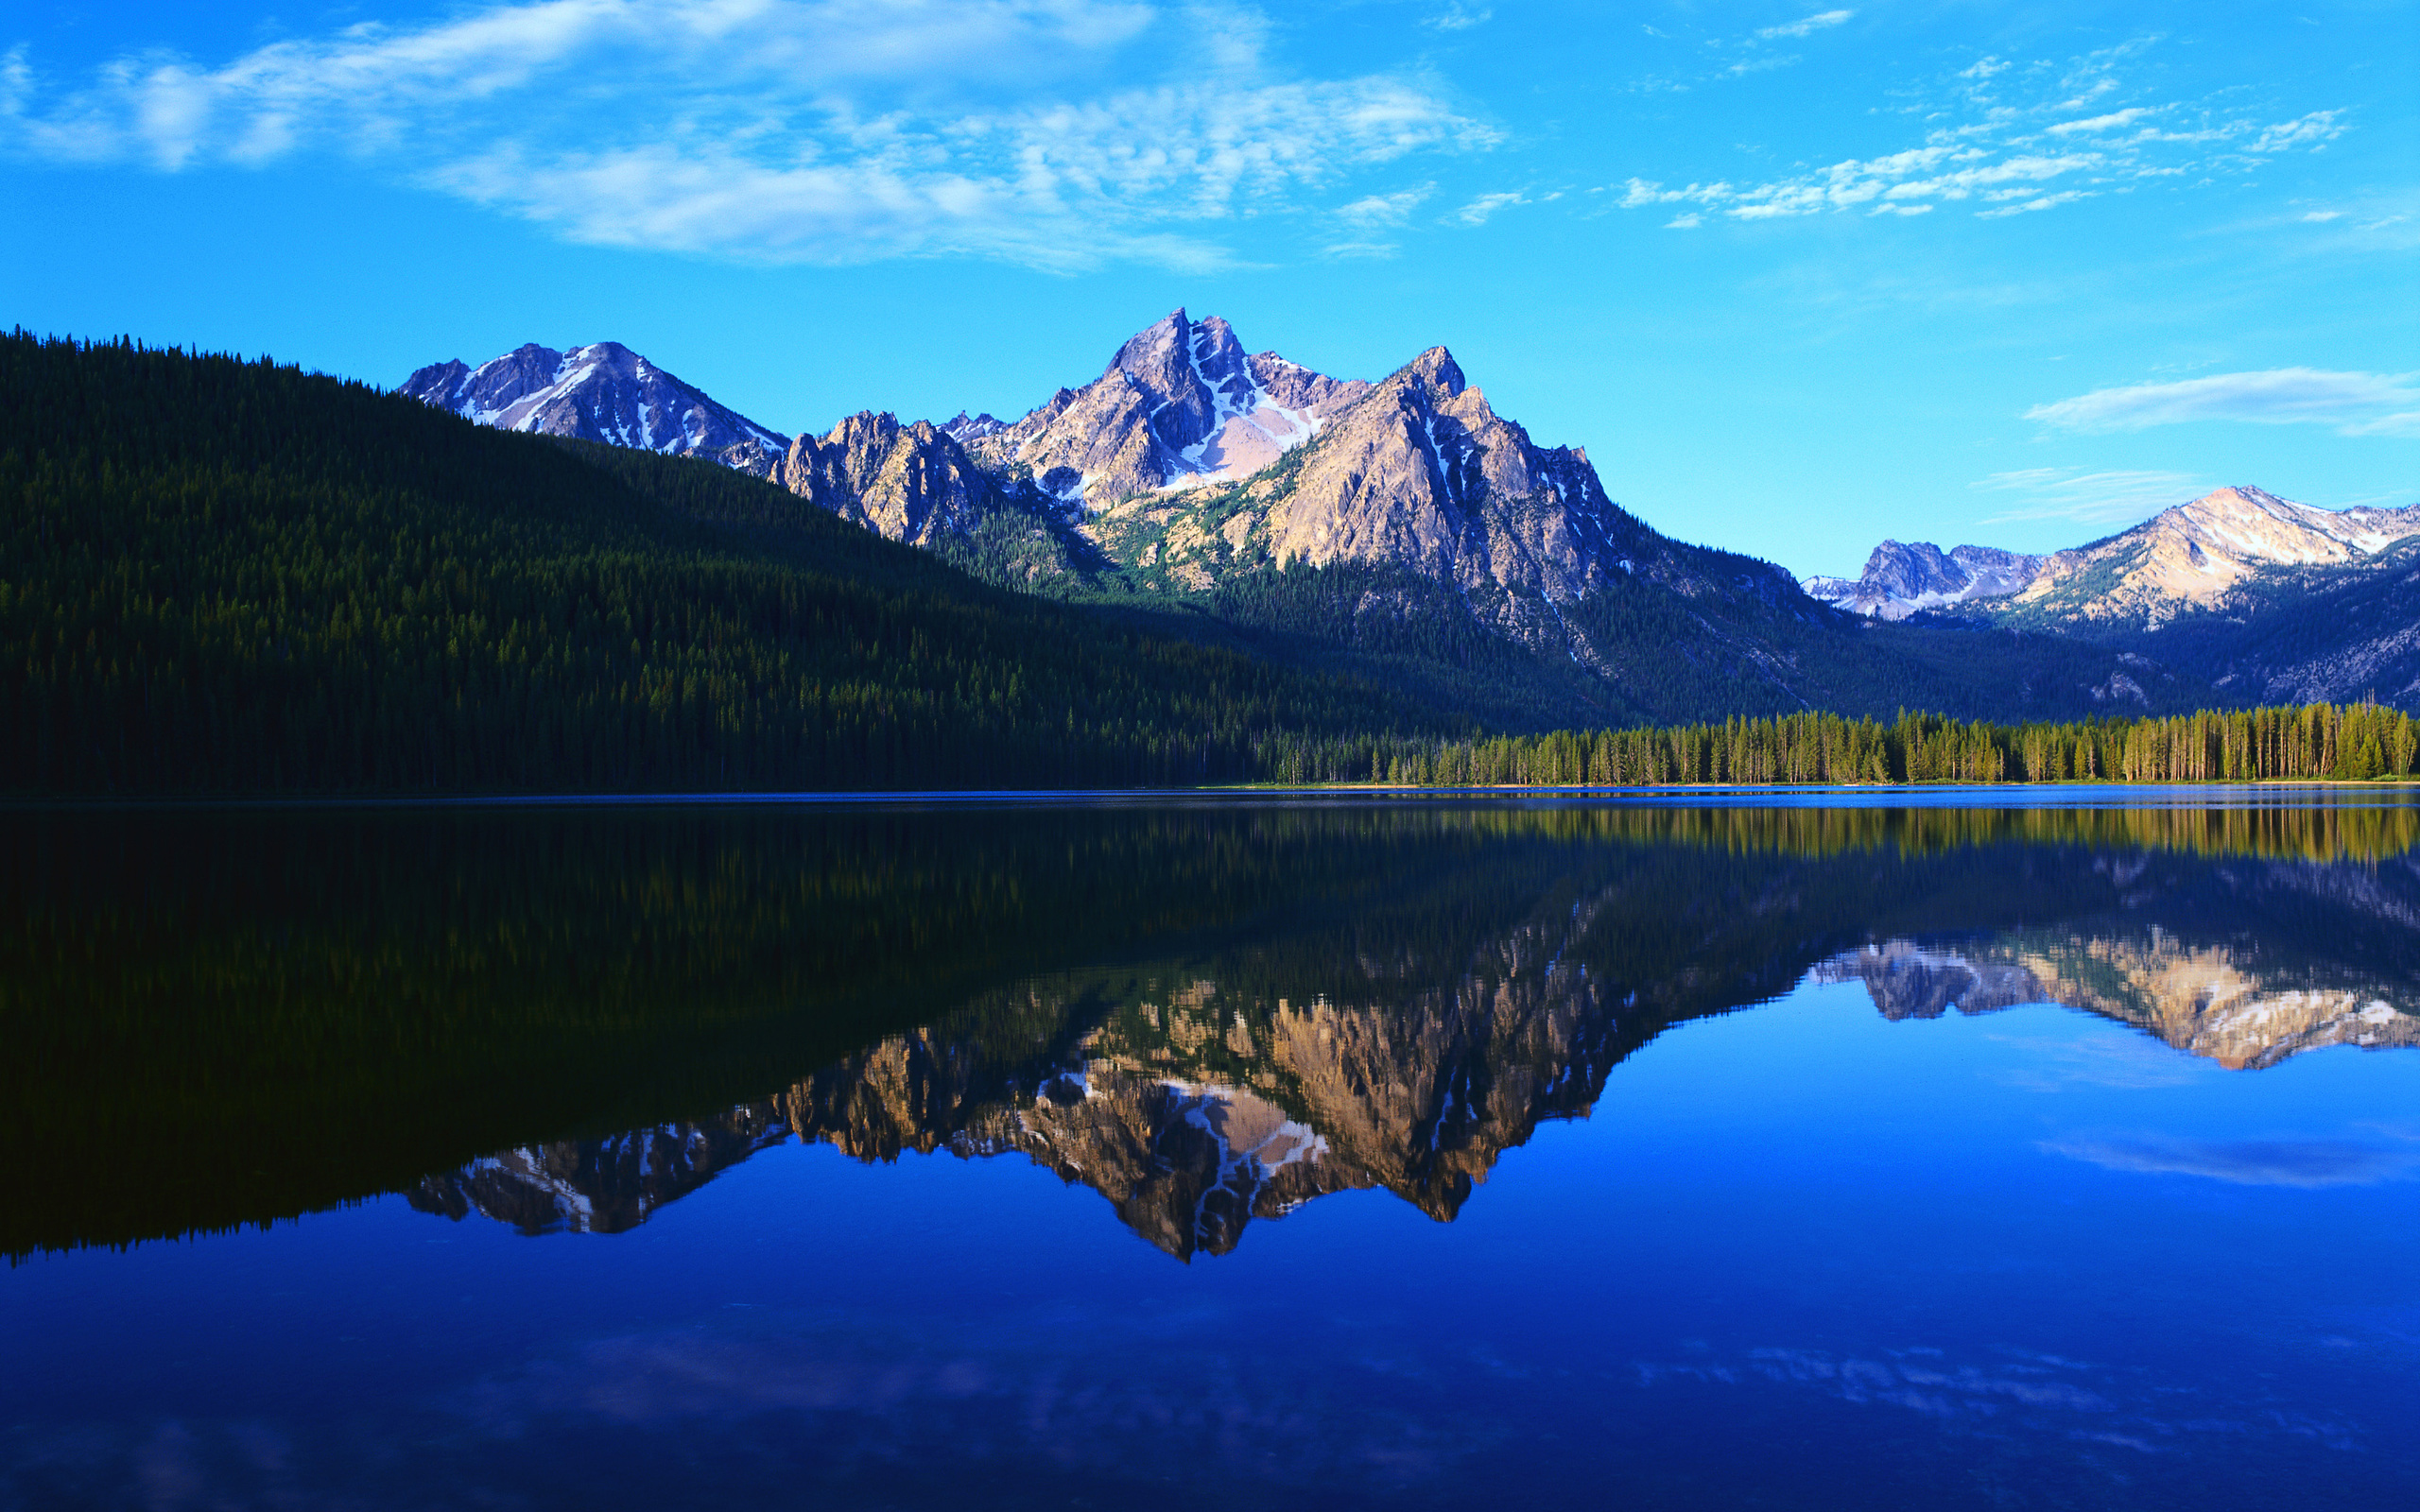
(398, 342, 789, 471)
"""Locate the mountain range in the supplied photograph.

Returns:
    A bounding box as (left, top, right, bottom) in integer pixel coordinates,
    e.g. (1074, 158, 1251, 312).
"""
(406, 313, 2219, 724)
(1810, 485, 2420, 706)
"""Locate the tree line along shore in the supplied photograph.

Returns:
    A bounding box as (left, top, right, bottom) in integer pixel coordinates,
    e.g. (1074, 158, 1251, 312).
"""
(1246, 703, 2420, 790)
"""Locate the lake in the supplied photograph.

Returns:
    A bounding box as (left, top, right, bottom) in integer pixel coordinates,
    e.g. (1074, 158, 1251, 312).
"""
(4, 792, 2415, 1509)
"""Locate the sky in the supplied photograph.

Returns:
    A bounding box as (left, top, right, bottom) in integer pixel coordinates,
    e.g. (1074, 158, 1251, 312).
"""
(4, 1, 2414, 578)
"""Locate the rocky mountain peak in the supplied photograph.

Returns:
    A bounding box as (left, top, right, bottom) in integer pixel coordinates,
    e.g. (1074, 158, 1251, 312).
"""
(397, 339, 788, 470)
(2006, 484, 2420, 627)
(941, 411, 1004, 443)
(1806, 539, 2047, 620)
(777, 408, 1009, 550)
(971, 309, 1368, 507)
(1399, 345, 1467, 396)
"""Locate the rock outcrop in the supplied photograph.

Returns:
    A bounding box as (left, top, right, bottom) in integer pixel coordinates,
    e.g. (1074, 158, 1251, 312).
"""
(774, 411, 1020, 550)
(1805, 541, 2044, 620)
(398, 341, 789, 469)
(967, 310, 1369, 508)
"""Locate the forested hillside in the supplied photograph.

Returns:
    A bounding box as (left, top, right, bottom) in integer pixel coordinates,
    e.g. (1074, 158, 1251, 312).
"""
(0, 333, 1434, 794)
(4, 334, 2360, 798)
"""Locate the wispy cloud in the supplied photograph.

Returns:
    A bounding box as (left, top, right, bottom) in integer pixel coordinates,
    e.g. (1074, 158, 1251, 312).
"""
(2026, 369, 2420, 437)
(1456, 189, 1527, 225)
(0, 1, 1490, 271)
(1972, 468, 2207, 527)
(1422, 2, 1492, 30)
(1615, 40, 2346, 227)
(1755, 9, 1854, 42)
(2047, 1135, 2420, 1187)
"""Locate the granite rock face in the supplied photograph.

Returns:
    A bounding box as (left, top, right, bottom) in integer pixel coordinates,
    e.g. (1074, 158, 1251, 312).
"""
(2008, 486, 2420, 627)
(398, 342, 788, 469)
(1259, 346, 1637, 598)
(1804, 541, 2045, 620)
(776, 411, 1012, 550)
(969, 309, 1369, 507)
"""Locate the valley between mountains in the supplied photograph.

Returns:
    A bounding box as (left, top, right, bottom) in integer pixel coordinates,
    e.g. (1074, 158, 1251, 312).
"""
(406, 312, 2420, 722)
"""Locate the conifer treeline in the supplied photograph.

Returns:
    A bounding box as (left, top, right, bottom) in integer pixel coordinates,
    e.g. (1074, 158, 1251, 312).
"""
(1, 332, 1426, 794)
(1253, 703, 2420, 787)
(9, 333, 2420, 798)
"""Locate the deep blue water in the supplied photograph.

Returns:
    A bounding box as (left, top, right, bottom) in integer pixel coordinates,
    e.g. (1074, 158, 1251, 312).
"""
(3, 796, 2415, 1508)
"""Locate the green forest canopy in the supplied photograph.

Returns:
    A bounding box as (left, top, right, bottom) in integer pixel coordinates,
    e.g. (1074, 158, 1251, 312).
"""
(4, 331, 2411, 796)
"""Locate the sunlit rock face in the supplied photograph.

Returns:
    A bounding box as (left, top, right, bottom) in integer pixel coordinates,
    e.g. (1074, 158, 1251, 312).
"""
(2011, 486, 2420, 627)
(1814, 936, 2420, 1070)
(968, 309, 1369, 509)
(774, 411, 1011, 550)
(397, 342, 790, 471)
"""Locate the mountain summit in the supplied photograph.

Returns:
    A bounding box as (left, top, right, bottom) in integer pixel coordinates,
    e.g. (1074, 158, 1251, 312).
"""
(400, 342, 789, 472)
(969, 308, 1369, 506)
(1805, 541, 2045, 620)
(397, 314, 2186, 723)
(2007, 485, 2420, 626)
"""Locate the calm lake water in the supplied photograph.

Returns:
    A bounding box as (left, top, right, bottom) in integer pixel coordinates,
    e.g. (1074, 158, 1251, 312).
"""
(4, 792, 2417, 1509)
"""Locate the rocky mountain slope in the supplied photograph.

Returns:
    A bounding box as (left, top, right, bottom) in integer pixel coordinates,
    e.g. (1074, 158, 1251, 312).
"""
(1813, 486, 2420, 711)
(969, 310, 1372, 507)
(396, 317, 2213, 726)
(400, 341, 789, 472)
(1805, 541, 2044, 620)
(2001, 486, 2420, 629)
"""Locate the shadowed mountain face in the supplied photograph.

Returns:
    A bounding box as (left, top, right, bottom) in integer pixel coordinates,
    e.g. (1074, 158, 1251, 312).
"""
(17, 799, 2394, 1263)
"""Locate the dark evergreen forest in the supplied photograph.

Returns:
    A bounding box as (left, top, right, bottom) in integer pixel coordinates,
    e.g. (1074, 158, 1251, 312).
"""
(7, 332, 2413, 796)
(0, 332, 1438, 793)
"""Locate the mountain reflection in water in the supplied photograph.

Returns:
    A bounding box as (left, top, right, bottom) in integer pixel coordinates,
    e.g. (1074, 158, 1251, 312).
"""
(19, 797, 2397, 1261)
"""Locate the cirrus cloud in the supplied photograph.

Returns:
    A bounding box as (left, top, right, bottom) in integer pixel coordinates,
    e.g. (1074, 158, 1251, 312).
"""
(2025, 369, 2420, 437)
(1612, 38, 2346, 227)
(0, 1, 1492, 271)
(1972, 467, 2208, 526)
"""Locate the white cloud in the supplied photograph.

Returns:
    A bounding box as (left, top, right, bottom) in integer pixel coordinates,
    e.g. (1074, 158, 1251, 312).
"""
(1334, 186, 1431, 227)
(1606, 41, 2350, 230)
(1755, 9, 1853, 42)
(1972, 468, 2207, 526)
(1976, 189, 2092, 218)
(2046, 108, 2148, 136)
(1456, 189, 1526, 225)
(0, 1, 1489, 270)
(1664, 212, 1702, 229)
(2025, 368, 2420, 435)
(1423, 2, 1492, 30)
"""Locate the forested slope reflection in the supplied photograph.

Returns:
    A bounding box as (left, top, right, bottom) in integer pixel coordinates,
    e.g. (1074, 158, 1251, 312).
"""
(9, 799, 2419, 1259)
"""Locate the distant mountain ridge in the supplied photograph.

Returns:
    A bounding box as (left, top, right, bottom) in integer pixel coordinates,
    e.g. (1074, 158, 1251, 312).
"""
(2005, 485, 2420, 627)
(400, 341, 789, 472)
(1806, 541, 2045, 620)
(396, 318, 2221, 723)
(1816, 487, 2420, 631)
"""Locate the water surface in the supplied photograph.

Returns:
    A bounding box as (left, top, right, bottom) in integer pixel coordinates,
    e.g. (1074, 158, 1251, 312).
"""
(5, 794, 2416, 1508)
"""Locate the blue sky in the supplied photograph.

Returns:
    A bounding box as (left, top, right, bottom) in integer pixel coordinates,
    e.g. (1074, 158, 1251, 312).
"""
(5, 1, 2413, 577)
